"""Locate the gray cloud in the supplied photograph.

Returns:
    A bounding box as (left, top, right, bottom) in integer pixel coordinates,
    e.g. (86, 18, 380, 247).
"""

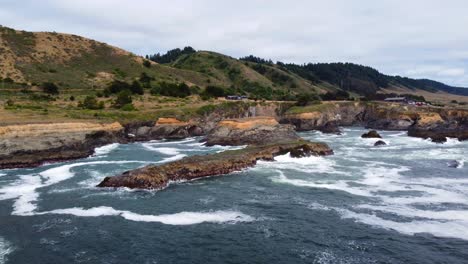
(1, 0, 468, 86)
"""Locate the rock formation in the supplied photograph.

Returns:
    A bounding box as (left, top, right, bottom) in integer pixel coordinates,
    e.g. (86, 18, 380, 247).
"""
(0, 122, 123, 169)
(374, 140, 387, 146)
(98, 140, 333, 190)
(361, 130, 382, 138)
(203, 117, 299, 146)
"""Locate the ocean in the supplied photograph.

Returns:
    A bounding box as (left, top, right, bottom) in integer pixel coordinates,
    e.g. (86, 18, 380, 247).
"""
(0, 128, 467, 263)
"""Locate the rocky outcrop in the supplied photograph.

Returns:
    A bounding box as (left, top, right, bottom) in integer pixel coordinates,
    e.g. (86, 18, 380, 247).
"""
(318, 121, 342, 134)
(407, 111, 468, 142)
(0, 122, 123, 169)
(97, 140, 333, 190)
(374, 140, 387, 146)
(203, 117, 299, 146)
(280, 103, 366, 131)
(123, 118, 204, 141)
(361, 130, 382, 138)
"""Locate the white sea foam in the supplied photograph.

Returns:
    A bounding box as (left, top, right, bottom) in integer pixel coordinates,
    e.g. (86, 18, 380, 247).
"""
(0, 160, 146, 215)
(0, 173, 5, 177)
(338, 208, 468, 241)
(152, 147, 181, 155)
(157, 154, 187, 163)
(258, 153, 349, 175)
(0, 237, 14, 264)
(293, 130, 468, 240)
(93, 143, 119, 157)
(42, 206, 255, 225)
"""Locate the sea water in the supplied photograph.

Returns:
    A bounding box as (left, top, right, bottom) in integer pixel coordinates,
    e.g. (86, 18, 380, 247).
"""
(0, 128, 467, 263)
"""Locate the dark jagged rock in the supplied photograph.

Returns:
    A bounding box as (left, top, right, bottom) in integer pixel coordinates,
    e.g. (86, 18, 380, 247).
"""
(318, 121, 342, 134)
(447, 160, 462, 168)
(124, 118, 204, 141)
(361, 130, 382, 139)
(97, 140, 333, 190)
(374, 140, 387, 146)
(204, 117, 299, 146)
(408, 122, 467, 143)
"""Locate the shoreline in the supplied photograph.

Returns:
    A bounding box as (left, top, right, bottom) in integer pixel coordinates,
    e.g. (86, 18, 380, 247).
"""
(1, 102, 467, 170)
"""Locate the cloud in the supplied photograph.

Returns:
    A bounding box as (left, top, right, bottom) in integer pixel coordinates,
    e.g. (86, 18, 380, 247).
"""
(1, 0, 468, 87)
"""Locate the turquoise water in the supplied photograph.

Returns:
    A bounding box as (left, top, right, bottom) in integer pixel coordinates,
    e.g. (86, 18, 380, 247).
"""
(1, 128, 467, 263)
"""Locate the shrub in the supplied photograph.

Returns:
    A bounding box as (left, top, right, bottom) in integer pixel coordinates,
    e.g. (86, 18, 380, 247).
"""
(113, 90, 133, 108)
(151, 82, 191, 98)
(80, 95, 104, 110)
(120, 103, 136, 111)
(196, 104, 217, 116)
(69, 95, 75, 101)
(41, 82, 59, 94)
(202, 86, 226, 99)
(105, 80, 143, 95)
(143, 60, 151, 68)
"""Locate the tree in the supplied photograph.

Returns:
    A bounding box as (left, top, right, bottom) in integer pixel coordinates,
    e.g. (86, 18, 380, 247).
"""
(296, 94, 313, 106)
(41, 82, 59, 95)
(151, 82, 192, 98)
(113, 90, 133, 108)
(202, 86, 226, 98)
(130, 80, 144, 95)
(147, 46, 196, 64)
(105, 80, 143, 95)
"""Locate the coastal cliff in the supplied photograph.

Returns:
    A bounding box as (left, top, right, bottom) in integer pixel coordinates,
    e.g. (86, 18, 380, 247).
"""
(0, 122, 123, 169)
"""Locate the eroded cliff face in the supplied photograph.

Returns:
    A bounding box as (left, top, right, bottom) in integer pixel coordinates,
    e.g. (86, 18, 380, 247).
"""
(0, 122, 123, 169)
(204, 117, 299, 146)
(280, 103, 366, 132)
(279, 102, 467, 141)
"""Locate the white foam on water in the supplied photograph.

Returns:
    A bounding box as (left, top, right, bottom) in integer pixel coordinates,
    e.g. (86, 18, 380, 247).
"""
(357, 204, 468, 221)
(0, 173, 5, 177)
(214, 145, 247, 153)
(294, 130, 468, 240)
(0, 160, 146, 215)
(156, 154, 187, 163)
(258, 153, 349, 175)
(151, 147, 181, 156)
(0, 237, 14, 264)
(271, 171, 371, 197)
(144, 138, 196, 146)
(41, 206, 255, 225)
(93, 143, 119, 157)
(338, 208, 468, 241)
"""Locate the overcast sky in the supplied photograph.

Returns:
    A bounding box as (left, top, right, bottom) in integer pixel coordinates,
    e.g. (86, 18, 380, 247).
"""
(2, 0, 468, 87)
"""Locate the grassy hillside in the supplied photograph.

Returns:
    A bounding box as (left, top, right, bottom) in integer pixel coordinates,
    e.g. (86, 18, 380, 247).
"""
(0, 26, 212, 89)
(1, 26, 467, 125)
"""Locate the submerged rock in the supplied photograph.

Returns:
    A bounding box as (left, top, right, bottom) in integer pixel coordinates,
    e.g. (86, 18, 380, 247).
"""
(204, 117, 299, 146)
(374, 140, 387, 146)
(97, 140, 333, 190)
(447, 160, 462, 168)
(361, 130, 382, 139)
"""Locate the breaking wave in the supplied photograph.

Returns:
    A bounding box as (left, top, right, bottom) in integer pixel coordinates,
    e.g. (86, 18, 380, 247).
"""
(0, 160, 147, 216)
(40, 206, 255, 225)
(93, 143, 119, 157)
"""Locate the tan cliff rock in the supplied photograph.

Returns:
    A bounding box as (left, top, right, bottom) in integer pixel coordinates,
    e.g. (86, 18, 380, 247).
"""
(0, 122, 124, 169)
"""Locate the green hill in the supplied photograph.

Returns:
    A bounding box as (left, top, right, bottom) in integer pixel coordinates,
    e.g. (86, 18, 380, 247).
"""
(1, 25, 467, 101)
